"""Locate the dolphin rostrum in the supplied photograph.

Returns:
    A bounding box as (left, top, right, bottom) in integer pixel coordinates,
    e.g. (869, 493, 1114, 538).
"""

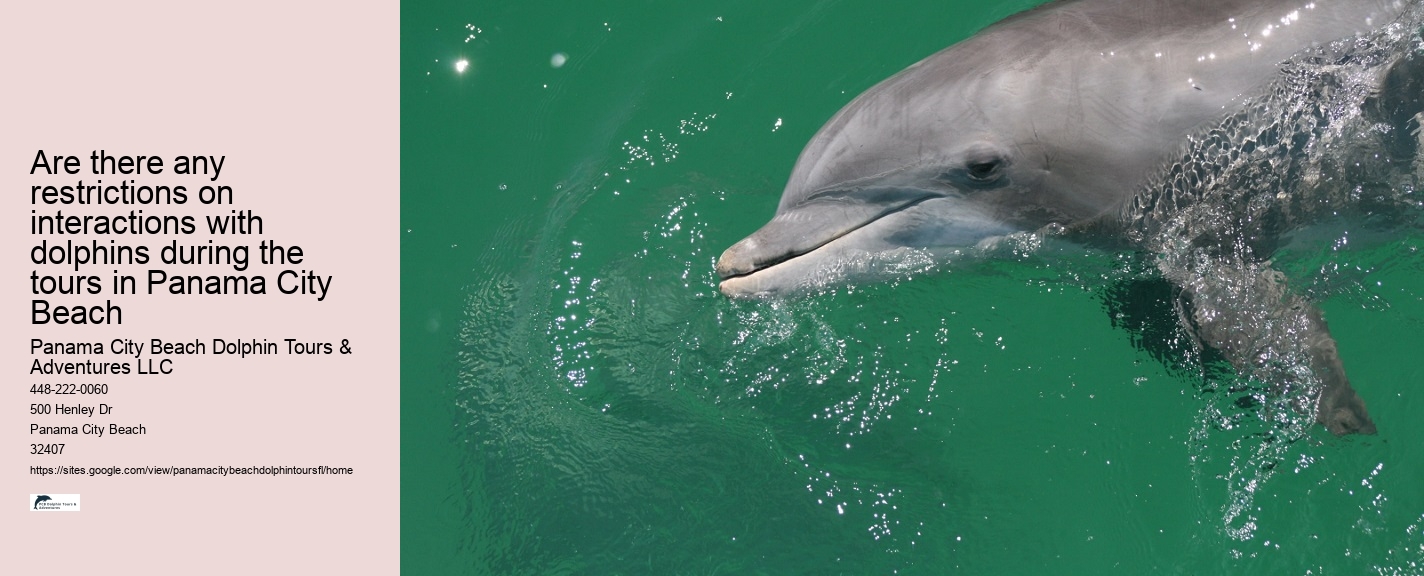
(718, 0, 1424, 434)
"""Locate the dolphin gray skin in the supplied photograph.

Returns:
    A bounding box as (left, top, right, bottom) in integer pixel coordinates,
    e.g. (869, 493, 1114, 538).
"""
(718, 0, 1424, 434)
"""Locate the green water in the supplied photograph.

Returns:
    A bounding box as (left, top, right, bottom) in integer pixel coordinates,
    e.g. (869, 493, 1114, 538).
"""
(401, 1, 1424, 573)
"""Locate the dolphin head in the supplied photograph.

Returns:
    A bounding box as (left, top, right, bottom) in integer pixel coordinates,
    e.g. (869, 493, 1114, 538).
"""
(717, 27, 1149, 297)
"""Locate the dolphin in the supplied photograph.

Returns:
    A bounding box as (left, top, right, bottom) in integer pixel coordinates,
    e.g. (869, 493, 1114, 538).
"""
(718, 0, 1424, 434)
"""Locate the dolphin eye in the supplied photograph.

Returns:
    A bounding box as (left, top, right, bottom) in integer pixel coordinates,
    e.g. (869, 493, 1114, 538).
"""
(965, 159, 1002, 181)
(937, 148, 1010, 188)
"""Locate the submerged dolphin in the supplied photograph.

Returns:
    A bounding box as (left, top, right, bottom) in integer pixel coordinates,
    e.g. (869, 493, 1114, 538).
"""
(718, 0, 1424, 434)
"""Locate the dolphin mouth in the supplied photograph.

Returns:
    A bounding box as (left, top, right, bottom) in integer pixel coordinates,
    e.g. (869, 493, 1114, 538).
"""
(715, 192, 940, 294)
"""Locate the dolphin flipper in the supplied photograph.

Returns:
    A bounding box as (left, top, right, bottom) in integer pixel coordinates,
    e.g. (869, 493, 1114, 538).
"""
(1158, 255, 1375, 435)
